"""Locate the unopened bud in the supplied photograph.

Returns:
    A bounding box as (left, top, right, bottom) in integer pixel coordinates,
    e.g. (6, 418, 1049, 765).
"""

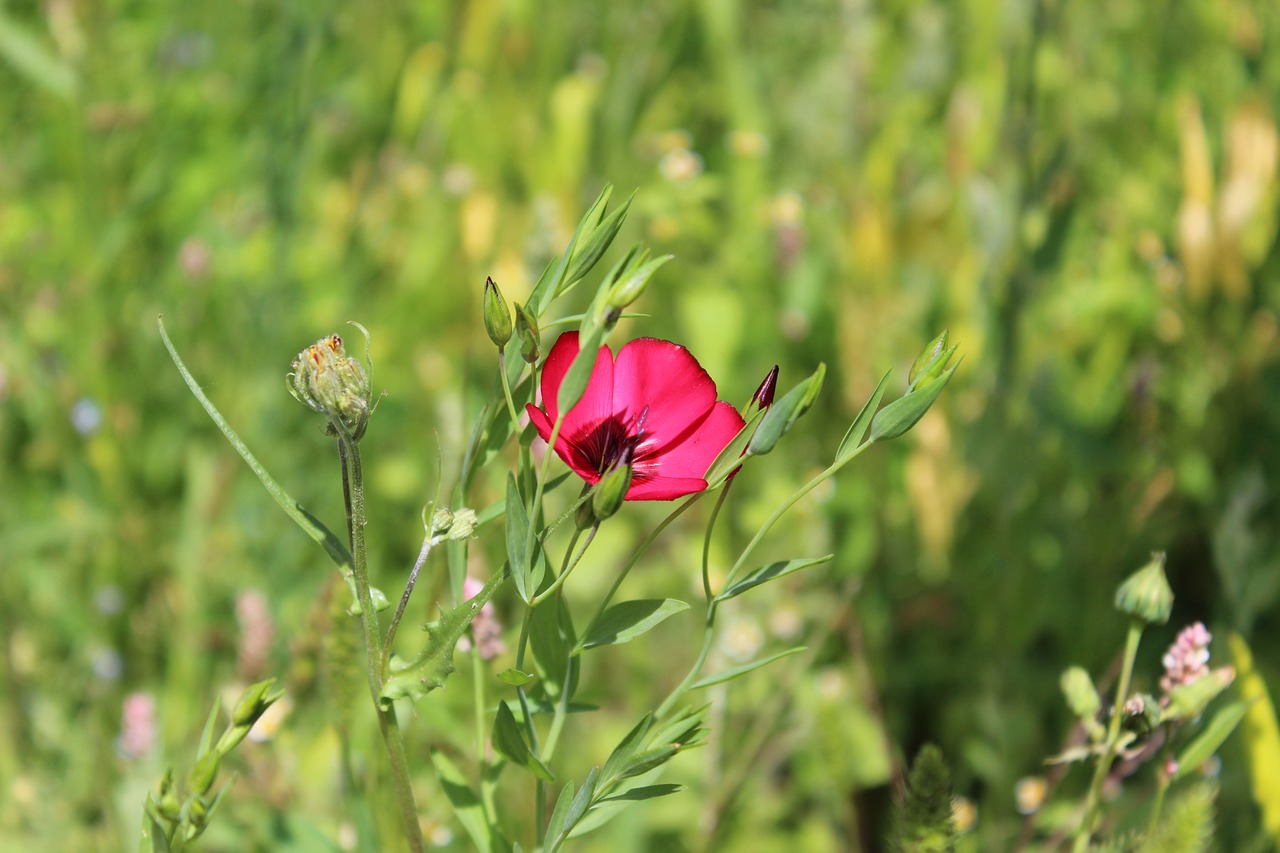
(591, 447, 634, 522)
(186, 752, 220, 797)
(748, 365, 779, 413)
(430, 506, 477, 541)
(604, 253, 670, 314)
(515, 303, 541, 365)
(1121, 693, 1160, 738)
(483, 277, 513, 349)
(747, 363, 825, 456)
(231, 679, 281, 728)
(1114, 552, 1173, 625)
(288, 334, 372, 439)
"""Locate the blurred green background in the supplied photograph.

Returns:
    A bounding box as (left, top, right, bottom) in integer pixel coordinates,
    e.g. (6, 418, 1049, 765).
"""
(3, 0, 1279, 849)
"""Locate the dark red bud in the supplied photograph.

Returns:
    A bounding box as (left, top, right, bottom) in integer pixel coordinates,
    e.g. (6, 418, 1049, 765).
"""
(752, 366, 779, 410)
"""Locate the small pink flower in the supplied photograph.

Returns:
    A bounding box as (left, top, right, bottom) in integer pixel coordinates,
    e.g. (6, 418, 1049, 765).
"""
(1161, 622, 1213, 696)
(526, 332, 746, 501)
(118, 692, 156, 760)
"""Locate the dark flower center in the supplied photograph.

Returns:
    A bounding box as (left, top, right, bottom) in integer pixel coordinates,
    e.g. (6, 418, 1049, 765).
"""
(572, 407, 649, 477)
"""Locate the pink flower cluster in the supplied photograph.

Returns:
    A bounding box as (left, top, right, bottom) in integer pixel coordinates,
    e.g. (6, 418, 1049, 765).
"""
(458, 577, 506, 661)
(1160, 622, 1212, 696)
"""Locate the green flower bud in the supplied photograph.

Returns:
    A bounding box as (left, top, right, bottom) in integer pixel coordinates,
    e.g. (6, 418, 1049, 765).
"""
(515, 303, 541, 365)
(1120, 693, 1161, 739)
(483, 277, 513, 349)
(908, 330, 949, 389)
(429, 506, 477, 541)
(186, 752, 220, 797)
(747, 363, 825, 456)
(288, 334, 372, 440)
(1114, 552, 1174, 625)
(231, 679, 281, 728)
(591, 447, 634, 522)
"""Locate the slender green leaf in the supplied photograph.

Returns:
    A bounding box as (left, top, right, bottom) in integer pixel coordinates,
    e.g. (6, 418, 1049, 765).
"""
(1174, 701, 1250, 779)
(600, 714, 653, 787)
(555, 322, 606, 416)
(432, 750, 505, 853)
(715, 556, 832, 602)
(596, 784, 685, 803)
(1228, 632, 1280, 841)
(506, 476, 538, 603)
(690, 647, 808, 690)
(576, 599, 690, 652)
(0, 11, 76, 99)
(492, 701, 555, 782)
(836, 371, 890, 461)
(563, 194, 632, 288)
(543, 781, 576, 852)
(158, 318, 352, 570)
(196, 699, 221, 760)
(498, 669, 536, 686)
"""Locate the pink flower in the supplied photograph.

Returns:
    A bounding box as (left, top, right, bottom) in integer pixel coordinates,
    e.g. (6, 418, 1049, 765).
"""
(526, 332, 746, 501)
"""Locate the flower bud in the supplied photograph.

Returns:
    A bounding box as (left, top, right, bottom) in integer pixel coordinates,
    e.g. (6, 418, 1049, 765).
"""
(591, 446, 634, 522)
(430, 506, 477, 541)
(231, 679, 281, 728)
(288, 334, 372, 440)
(515, 303, 541, 365)
(186, 752, 220, 797)
(747, 363, 825, 456)
(748, 365, 779, 413)
(908, 330, 949, 389)
(1121, 693, 1161, 739)
(483, 277, 513, 350)
(1114, 552, 1174, 625)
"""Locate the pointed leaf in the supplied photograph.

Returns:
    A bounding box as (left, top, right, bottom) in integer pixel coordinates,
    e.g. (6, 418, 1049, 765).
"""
(715, 557, 831, 603)
(596, 784, 686, 803)
(600, 715, 653, 788)
(690, 647, 808, 690)
(498, 669, 536, 686)
(432, 750, 507, 853)
(543, 781, 576, 852)
(506, 475, 538, 603)
(379, 568, 508, 706)
(564, 194, 632, 288)
(1174, 700, 1250, 780)
(869, 365, 957, 442)
(836, 372, 890, 462)
(158, 318, 352, 571)
(576, 599, 690, 652)
(492, 701, 555, 782)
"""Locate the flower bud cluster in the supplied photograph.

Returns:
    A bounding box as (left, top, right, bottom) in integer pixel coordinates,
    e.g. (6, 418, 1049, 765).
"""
(288, 334, 372, 440)
(1160, 622, 1212, 695)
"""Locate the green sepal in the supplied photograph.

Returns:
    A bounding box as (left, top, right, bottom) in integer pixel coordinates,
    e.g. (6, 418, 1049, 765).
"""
(575, 599, 690, 653)
(379, 568, 508, 707)
(715, 556, 832, 603)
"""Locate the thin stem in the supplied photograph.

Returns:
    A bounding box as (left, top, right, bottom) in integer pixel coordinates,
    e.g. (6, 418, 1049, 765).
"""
(701, 484, 734, 602)
(1073, 619, 1144, 852)
(498, 351, 524, 437)
(656, 607, 718, 719)
(580, 494, 702, 643)
(383, 534, 437, 671)
(338, 432, 427, 853)
(1146, 763, 1171, 840)
(532, 523, 598, 605)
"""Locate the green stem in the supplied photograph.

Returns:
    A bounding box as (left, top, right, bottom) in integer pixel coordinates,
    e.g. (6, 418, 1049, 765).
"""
(579, 494, 702, 643)
(498, 350, 524, 437)
(383, 534, 436, 672)
(1073, 619, 1144, 851)
(532, 523, 598, 606)
(339, 433, 427, 853)
(1146, 762, 1171, 841)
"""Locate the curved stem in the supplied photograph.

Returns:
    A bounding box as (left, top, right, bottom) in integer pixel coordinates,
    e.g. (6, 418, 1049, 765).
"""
(533, 524, 598, 605)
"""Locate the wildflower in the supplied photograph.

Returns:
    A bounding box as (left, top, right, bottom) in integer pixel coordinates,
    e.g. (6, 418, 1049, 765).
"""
(1160, 622, 1213, 695)
(457, 576, 506, 660)
(526, 332, 745, 500)
(118, 692, 156, 759)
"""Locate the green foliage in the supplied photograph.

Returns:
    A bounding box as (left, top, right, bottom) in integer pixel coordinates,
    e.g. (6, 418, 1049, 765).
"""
(892, 744, 957, 853)
(1143, 784, 1216, 853)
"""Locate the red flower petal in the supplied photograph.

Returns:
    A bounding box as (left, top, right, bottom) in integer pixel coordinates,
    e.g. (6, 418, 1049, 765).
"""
(642, 400, 745, 483)
(626, 476, 709, 501)
(611, 338, 719, 456)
